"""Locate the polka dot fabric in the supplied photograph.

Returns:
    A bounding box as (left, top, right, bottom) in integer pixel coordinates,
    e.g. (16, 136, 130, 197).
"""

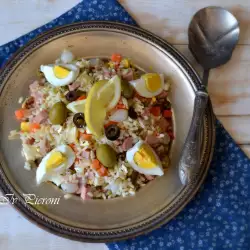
(0, 1, 249, 249)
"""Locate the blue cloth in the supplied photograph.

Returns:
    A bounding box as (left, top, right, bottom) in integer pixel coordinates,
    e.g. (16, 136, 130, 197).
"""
(0, 1, 249, 249)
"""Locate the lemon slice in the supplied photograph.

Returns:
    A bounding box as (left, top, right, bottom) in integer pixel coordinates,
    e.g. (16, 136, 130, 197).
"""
(85, 77, 121, 137)
(84, 80, 108, 137)
(97, 75, 121, 110)
(66, 99, 86, 113)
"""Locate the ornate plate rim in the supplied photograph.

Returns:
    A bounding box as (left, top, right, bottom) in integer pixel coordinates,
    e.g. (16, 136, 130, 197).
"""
(0, 21, 216, 242)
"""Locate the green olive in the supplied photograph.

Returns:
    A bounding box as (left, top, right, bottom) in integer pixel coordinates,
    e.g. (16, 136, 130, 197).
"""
(49, 102, 67, 125)
(96, 144, 117, 168)
(121, 80, 134, 99)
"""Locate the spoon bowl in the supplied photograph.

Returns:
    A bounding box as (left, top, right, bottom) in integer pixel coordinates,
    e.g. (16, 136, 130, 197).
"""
(188, 6, 240, 70)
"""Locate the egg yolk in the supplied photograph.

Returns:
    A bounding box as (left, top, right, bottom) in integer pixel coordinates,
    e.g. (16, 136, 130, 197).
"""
(143, 73, 161, 92)
(133, 144, 158, 169)
(53, 65, 70, 79)
(46, 151, 66, 171)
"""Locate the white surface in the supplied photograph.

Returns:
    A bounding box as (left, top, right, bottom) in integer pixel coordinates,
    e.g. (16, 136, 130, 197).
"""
(0, 199, 107, 250)
(0, 203, 107, 250)
(0, 0, 81, 45)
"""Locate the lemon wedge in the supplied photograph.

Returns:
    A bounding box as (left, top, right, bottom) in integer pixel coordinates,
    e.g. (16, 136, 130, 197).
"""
(67, 99, 86, 113)
(97, 75, 121, 110)
(84, 80, 108, 137)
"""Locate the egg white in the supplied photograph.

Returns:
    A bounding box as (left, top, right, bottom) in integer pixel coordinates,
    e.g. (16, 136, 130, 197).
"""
(40, 64, 80, 87)
(36, 144, 75, 185)
(129, 74, 164, 98)
(126, 140, 164, 176)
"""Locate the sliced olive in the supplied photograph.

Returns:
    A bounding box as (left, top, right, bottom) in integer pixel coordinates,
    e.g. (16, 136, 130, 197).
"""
(49, 102, 67, 125)
(96, 144, 117, 168)
(128, 107, 138, 119)
(105, 124, 120, 141)
(66, 91, 78, 102)
(73, 112, 86, 128)
(121, 80, 134, 99)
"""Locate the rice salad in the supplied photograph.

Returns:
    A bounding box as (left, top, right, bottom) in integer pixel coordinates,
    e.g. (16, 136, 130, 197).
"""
(9, 50, 174, 200)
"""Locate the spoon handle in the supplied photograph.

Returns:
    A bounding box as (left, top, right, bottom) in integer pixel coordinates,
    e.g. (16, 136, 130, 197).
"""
(178, 90, 208, 185)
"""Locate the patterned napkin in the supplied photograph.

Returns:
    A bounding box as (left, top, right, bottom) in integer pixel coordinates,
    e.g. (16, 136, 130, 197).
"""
(0, 1, 249, 249)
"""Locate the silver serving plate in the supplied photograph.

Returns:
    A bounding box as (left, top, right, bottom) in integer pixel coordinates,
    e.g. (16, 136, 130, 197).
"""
(0, 22, 215, 242)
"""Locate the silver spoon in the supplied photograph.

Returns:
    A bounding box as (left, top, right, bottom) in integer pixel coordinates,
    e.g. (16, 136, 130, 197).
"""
(179, 6, 240, 185)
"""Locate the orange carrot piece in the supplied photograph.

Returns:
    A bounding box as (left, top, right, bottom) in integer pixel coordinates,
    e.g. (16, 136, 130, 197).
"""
(82, 133, 92, 141)
(92, 159, 101, 171)
(30, 123, 40, 132)
(15, 109, 26, 120)
(77, 95, 87, 101)
(150, 106, 161, 116)
(111, 53, 122, 63)
(116, 103, 127, 110)
(98, 165, 108, 176)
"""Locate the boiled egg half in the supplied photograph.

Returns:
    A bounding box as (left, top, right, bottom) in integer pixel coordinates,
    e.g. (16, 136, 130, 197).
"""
(36, 144, 75, 185)
(130, 73, 164, 98)
(126, 140, 164, 176)
(40, 64, 80, 87)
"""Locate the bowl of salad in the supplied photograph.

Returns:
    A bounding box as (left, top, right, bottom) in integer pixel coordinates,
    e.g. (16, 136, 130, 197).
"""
(0, 22, 215, 242)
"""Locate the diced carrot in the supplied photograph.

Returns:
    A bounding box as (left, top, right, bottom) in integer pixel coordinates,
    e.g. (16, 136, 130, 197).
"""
(150, 106, 161, 116)
(92, 159, 101, 171)
(98, 165, 108, 176)
(111, 53, 122, 63)
(116, 104, 127, 110)
(104, 121, 118, 128)
(15, 109, 26, 120)
(77, 95, 87, 101)
(79, 131, 92, 141)
(82, 133, 92, 141)
(163, 110, 172, 118)
(30, 123, 40, 132)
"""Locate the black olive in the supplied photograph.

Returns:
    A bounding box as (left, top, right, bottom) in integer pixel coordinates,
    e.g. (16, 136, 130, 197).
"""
(73, 113, 86, 128)
(105, 124, 120, 141)
(128, 107, 138, 119)
(66, 91, 78, 102)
